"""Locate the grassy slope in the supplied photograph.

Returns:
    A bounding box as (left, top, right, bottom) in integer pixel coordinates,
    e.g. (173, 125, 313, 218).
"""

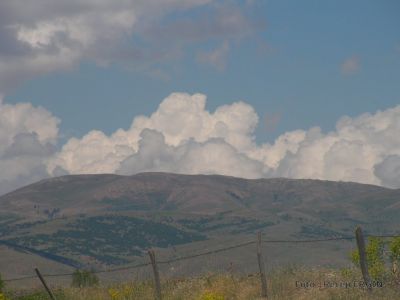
(0, 211, 358, 271)
(0, 245, 73, 285)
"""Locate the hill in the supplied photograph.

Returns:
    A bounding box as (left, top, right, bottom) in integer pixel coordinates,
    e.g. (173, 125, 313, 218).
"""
(0, 173, 399, 281)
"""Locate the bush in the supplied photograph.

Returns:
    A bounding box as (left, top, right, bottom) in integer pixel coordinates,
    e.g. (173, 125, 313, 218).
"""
(389, 237, 400, 280)
(71, 269, 99, 288)
(389, 237, 400, 263)
(350, 236, 400, 282)
(351, 237, 385, 279)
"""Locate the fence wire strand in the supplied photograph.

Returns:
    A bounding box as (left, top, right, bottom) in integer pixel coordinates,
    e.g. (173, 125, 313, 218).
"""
(3, 234, 399, 282)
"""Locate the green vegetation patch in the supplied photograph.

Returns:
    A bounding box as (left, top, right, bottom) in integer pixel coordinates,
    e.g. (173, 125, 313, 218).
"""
(299, 224, 343, 238)
(7, 215, 206, 265)
(177, 215, 274, 234)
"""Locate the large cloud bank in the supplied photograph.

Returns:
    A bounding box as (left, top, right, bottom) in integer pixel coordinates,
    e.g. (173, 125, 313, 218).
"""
(48, 93, 400, 188)
(1, 93, 399, 195)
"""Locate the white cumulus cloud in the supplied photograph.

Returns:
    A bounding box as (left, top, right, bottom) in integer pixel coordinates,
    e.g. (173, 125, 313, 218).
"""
(374, 155, 400, 189)
(48, 92, 400, 189)
(1, 93, 399, 195)
(272, 106, 400, 185)
(47, 92, 259, 175)
(0, 97, 60, 194)
(117, 129, 266, 178)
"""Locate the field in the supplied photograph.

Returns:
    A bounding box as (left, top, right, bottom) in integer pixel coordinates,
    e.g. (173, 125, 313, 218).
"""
(1, 266, 400, 300)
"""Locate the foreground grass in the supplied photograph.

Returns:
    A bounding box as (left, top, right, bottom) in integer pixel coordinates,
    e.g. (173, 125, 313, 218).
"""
(3, 266, 400, 300)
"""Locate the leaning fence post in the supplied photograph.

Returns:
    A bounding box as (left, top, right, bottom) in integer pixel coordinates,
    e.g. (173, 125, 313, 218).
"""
(148, 249, 162, 300)
(256, 231, 268, 298)
(34, 268, 56, 300)
(355, 226, 372, 292)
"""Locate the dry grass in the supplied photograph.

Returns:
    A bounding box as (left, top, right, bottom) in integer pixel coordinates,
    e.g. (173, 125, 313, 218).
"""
(3, 266, 400, 299)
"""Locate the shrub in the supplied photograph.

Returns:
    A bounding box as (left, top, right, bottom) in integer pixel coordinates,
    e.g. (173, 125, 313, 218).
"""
(71, 269, 99, 288)
(351, 237, 385, 279)
(389, 237, 400, 279)
(389, 237, 400, 263)
(350, 236, 400, 281)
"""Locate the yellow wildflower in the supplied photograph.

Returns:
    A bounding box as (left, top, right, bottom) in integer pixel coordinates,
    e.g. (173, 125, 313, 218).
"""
(108, 288, 120, 300)
(199, 291, 225, 300)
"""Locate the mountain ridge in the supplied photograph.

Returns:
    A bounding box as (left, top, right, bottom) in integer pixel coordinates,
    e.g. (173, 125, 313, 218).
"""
(1, 172, 398, 217)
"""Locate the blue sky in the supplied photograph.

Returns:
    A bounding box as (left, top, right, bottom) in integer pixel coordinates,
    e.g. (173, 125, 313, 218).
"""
(0, 0, 399, 194)
(4, 0, 399, 142)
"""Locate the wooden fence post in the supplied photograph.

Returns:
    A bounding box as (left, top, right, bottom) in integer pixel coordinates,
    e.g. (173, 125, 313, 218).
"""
(355, 226, 372, 292)
(256, 231, 268, 298)
(148, 249, 162, 300)
(34, 268, 56, 300)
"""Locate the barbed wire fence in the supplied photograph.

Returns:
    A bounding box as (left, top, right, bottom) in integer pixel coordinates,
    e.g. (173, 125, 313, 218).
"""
(1, 237, 346, 282)
(2, 228, 400, 298)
